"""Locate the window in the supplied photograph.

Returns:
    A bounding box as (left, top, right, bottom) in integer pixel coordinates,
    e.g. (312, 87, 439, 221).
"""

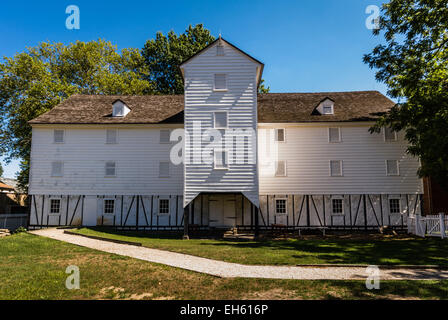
(214, 112, 228, 128)
(106, 129, 117, 144)
(275, 160, 287, 177)
(54, 130, 64, 143)
(389, 198, 401, 214)
(214, 150, 228, 169)
(51, 161, 63, 177)
(216, 45, 224, 56)
(113, 105, 124, 117)
(105, 161, 116, 177)
(160, 129, 171, 144)
(50, 199, 61, 215)
(158, 199, 170, 215)
(384, 127, 397, 142)
(332, 198, 344, 215)
(386, 160, 399, 176)
(330, 160, 343, 176)
(104, 199, 115, 215)
(329, 127, 341, 143)
(214, 74, 227, 90)
(322, 102, 334, 115)
(159, 161, 170, 177)
(275, 129, 285, 142)
(275, 199, 287, 215)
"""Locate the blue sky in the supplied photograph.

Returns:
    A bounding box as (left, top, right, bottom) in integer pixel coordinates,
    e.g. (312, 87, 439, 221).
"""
(0, 0, 388, 178)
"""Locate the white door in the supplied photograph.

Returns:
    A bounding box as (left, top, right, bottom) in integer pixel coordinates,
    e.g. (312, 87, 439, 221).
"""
(209, 195, 236, 227)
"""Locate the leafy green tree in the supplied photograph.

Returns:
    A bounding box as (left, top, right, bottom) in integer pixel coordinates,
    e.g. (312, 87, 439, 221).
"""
(364, 0, 448, 188)
(0, 39, 153, 189)
(142, 24, 215, 94)
(258, 79, 270, 93)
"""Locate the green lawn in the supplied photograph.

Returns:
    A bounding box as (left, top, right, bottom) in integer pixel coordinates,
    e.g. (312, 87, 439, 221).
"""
(72, 227, 448, 266)
(0, 232, 447, 300)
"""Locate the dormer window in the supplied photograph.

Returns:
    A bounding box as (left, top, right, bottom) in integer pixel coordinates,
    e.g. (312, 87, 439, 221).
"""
(322, 103, 334, 115)
(317, 98, 334, 115)
(112, 100, 130, 117)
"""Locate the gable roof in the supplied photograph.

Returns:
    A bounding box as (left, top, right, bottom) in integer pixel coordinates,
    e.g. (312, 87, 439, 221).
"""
(179, 37, 264, 87)
(29, 91, 394, 125)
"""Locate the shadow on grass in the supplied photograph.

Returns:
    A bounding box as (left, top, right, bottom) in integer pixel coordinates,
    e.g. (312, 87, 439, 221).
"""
(80, 227, 448, 266)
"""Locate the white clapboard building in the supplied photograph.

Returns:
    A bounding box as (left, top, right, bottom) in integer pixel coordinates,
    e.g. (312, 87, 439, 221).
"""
(28, 38, 423, 233)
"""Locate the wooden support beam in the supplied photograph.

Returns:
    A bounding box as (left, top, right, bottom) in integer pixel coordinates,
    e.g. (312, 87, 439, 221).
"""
(254, 204, 259, 238)
(183, 204, 190, 240)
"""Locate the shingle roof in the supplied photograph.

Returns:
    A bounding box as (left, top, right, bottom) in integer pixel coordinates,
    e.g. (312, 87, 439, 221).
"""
(29, 91, 394, 125)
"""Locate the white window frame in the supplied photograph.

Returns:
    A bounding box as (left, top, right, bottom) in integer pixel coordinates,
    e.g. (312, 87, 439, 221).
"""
(49, 198, 61, 215)
(159, 129, 171, 144)
(214, 149, 229, 170)
(103, 199, 115, 215)
(51, 161, 64, 177)
(329, 160, 343, 177)
(331, 197, 344, 215)
(275, 198, 288, 216)
(106, 129, 118, 144)
(388, 196, 401, 215)
(275, 128, 286, 143)
(213, 111, 228, 129)
(158, 198, 170, 216)
(159, 161, 170, 178)
(275, 160, 287, 177)
(328, 127, 341, 143)
(384, 127, 397, 142)
(213, 74, 227, 91)
(105, 161, 116, 177)
(386, 160, 400, 176)
(53, 129, 65, 143)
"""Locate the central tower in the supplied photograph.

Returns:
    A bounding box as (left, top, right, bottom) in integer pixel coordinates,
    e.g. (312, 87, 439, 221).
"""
(180, 37, 264, 209)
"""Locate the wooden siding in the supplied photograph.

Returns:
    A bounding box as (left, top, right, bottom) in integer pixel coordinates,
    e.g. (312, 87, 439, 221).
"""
(258, 123, 423, 195)
(182, 41, 260, 207)
(29, 126, 183, 195)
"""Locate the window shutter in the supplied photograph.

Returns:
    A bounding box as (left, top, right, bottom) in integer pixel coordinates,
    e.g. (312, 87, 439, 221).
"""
(105, 162, 116, 176)
(330, 160, 342, 176)
(384, 127, 397, 141)
(216, 45, 224, 56)
(159, 161, 170, 177)
(275, 129, 285, 142)
(275, 160, 286, 176)
(329, 128, 340, 142)
(106, 129, 117, 144)
(214, 112, 228, 128)
(386, 160, 399, 176)
(214, 74, 227, 90)
(160, 130, 171, 143)
(54, 130, 64, 143)
(51, 162, 63, 176)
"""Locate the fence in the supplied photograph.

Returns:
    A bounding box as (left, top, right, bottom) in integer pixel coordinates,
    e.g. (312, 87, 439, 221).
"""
(408, 213, 448, 238)
(0, 214, 28, 232)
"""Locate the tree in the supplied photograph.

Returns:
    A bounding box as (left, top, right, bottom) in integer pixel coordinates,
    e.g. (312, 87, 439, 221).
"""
(258, 79, 270, 93)
(364, 0, 448, 188)
(0, 161, 3, 177)
(142, 24, 270, 94)
(141, 24, 215, 94)
(0, 39, 153, 189)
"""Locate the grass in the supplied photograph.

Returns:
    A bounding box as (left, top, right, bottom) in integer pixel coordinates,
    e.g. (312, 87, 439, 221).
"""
(0, 232, 447, 300)
(72, 227, 448, 266)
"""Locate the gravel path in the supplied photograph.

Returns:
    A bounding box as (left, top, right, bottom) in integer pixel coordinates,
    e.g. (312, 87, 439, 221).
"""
(31, 228, 448, 280)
